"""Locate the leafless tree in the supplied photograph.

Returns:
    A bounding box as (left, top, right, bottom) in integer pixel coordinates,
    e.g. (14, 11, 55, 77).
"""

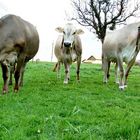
(72, 0, 140, 43)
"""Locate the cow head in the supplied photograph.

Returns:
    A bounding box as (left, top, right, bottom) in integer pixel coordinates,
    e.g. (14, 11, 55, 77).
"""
(55, 23, 84, 48)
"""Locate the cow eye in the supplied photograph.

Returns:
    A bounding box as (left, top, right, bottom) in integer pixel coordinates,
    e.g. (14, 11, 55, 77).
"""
(63, 31, 65, 34)
(73, 32, 76, 35)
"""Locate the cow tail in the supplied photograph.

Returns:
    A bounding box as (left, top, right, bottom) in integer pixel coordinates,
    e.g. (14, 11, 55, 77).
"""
(136, 26, 140, 52)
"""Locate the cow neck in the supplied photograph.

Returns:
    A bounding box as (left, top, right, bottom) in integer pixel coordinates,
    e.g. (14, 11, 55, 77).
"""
(62, 45, 72, 54)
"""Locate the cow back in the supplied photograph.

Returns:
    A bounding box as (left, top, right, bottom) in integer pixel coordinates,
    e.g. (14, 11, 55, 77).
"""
(103, 22, 140, 63)
(0, 14, 39, 63)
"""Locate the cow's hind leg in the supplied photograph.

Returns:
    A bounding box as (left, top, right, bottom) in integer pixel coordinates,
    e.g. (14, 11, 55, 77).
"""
(53, 62, 61, 78)
(102, 58, 109, 83)
(107, 61, 111, 80)
(14, 58, 25, 92)
(124, 58, 136, 87)
(115, 62, 119, 84)
(19, 62, 26, 86)
(9, 64, 15, 85)
(9, 67, 13, 85)
(57, 62, 61, 78)
(53, 62, 58, 72)
(1, 63, 9, 94)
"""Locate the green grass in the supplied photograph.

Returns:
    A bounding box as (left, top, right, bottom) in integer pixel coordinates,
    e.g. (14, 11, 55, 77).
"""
(0, 62, 140, 140)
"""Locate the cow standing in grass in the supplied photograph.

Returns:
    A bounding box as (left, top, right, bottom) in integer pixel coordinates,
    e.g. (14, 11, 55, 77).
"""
(0, 14, 39, 94)
(102, 22, 140, 90)
(53, 23, 84, 84)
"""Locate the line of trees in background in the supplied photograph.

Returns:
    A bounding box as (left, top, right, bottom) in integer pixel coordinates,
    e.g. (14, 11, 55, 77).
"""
(72, 0, 140, 43)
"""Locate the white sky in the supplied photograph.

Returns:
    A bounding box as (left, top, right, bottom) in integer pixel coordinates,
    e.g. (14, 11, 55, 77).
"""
(0, 0, 139, 61)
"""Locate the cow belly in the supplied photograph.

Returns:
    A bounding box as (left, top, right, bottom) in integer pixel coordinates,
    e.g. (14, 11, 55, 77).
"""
(122, 45, 136, 63)
(104, 51, 117, 62)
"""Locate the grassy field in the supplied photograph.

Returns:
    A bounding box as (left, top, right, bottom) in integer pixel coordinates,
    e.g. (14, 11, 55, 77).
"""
(0, 62, 140, 140)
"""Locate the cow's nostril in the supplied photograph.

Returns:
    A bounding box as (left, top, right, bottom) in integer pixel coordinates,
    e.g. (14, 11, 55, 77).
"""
(64, 42, 71, 47)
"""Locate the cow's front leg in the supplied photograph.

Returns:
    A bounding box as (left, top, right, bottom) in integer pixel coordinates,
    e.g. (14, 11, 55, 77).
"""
(64, 62, 70, 84)
(76, 56, 81, 82)
(117, 58, 125, 90)
(1, 63, 9, 94)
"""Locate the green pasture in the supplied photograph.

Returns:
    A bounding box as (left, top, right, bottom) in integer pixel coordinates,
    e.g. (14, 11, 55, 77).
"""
(0, 62, 140, 140)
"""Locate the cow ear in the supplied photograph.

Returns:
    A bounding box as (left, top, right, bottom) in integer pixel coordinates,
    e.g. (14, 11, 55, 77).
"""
(55, 27, 64, 33)
(76, 29, 84, 35)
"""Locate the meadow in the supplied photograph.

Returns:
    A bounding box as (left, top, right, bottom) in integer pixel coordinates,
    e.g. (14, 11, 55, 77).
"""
(0, 62, 140, 140)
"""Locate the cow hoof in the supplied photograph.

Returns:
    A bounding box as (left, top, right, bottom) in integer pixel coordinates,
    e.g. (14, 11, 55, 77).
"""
(115, 81, 119, 84)
(103, 81, 107, 84)
(77, 80, 80, 83)
(8, 82, 12, 85)
(14, 88, 19, 93)
(124, 85, 127, 88)
(119, 85, 125, 90)
(2, 87, 8, 94)
(64, 80, 68, 84)
(2, 90, 7, 94)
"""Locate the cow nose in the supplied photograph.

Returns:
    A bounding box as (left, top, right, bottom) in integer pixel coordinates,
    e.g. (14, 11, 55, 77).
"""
(64, 42, 71, 47)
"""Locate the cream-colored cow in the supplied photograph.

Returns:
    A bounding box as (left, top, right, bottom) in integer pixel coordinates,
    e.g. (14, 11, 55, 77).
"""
(53, 23, 84, 84)
(102, 22, 140, 90)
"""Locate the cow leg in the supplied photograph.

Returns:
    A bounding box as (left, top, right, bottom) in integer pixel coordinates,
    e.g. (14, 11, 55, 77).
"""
(9, 67, 13, 85)
(64, 62, 70, 84)
(107, 61, 111, 80)
(19, 62, 26, 86)
(14, 58, 25, 92)
(1, 63, 9, 94)
(57, 62, 61, 78)
(115, 62, 119, 84)
(53, 62, 61, 78)
(117, 57, 124, 90)
(102, 58, 109, 83)
(9, 65, 15, 85)
(53, 62, 58, 72)
(76, 56, 81, 82)
(124, 58, 136, 87)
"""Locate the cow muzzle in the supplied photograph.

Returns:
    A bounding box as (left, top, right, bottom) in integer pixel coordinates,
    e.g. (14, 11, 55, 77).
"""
(64, 42, 71, 48)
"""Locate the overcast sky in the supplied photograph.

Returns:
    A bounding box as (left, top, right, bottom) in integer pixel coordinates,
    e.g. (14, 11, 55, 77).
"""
(0, 0, 139, 61)
(0, 0, 102, 61)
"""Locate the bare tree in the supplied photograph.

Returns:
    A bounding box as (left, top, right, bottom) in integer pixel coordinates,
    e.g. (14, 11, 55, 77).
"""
(72, 0, 140, 43)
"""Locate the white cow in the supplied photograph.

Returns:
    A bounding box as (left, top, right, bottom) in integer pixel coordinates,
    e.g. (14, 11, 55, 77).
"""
(53, 23, 84, 84)
(102, 22, 140, 89)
